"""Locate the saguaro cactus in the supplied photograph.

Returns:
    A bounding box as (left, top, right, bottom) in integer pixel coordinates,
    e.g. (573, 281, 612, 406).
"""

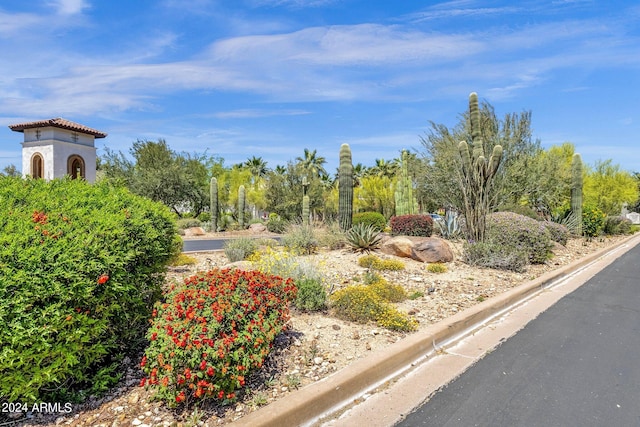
(338, 143, 354, 231)
(571, 153, 583, 236)
(302, 176, 310, 226)
(238, 185, 246, 229)
(458, 92, 503, 242)
(395, 149, 418, 216)
(210, 177, 218, 232)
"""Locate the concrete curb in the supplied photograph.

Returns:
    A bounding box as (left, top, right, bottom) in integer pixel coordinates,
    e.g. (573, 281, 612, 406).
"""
(234, 234, 640, 427)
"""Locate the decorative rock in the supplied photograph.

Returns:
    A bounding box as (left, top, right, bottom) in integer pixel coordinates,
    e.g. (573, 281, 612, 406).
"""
(183, 227, 206, 236)
(380, 236, 414, 258)
(411, 237, 454, 263)
(249, 223, 268, 233)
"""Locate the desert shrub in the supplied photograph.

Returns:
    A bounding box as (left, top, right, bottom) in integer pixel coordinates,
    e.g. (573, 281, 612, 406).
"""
(266, 214, 288, 234)
(330, 285, 417, 331)
(582, 205, 606, 238)
(170, 254, 198, 266)
(551, 210, 582, 236)
(463, 241, 529, 272)
(316, 222, 346, 250)
(0, 177, 181, 403)
(141, 269, 296, 405)
(367, 276, 408, 303)
(497, 203, 540, 220)
(345, 223, 382, 253)
(295, 278, 327, 312)
(486, 212, 553, 264)
(250, 247, 327, 290)
(197, 212, 211, 222)
(282, 224, 318, 255)
(390, 214, 433, 237)
(541, 221, 570, 246)
(223, 237, 258, 262)
(357, 254, 405, 271)
(176, 218, 202, 230)
(352, 212, 387, 232)
(426, 263, 448, 273)
(603, 216, 632, 236)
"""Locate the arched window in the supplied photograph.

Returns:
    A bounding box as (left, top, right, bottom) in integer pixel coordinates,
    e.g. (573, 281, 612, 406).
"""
(67, 155, 85, 180)
(31, 153, 44, 179)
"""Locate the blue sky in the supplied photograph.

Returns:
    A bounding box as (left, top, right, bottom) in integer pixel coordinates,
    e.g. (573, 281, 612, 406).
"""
(1, 0, 639, 174)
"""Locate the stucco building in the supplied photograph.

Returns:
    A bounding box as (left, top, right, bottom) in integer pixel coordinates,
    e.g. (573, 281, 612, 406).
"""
(8, 118, 107, 183)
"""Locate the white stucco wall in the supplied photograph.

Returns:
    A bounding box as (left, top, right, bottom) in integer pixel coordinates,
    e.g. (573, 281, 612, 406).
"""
(22, 144, 54, 180)
(20, 127, 97, 183)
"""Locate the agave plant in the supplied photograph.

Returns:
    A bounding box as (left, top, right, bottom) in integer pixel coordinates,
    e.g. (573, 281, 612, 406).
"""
(438, 210, 463, 239)
(345, 223, 382, 253)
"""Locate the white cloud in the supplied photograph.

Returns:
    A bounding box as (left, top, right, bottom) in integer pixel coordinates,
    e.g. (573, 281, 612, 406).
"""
(48, 0, 89, 15)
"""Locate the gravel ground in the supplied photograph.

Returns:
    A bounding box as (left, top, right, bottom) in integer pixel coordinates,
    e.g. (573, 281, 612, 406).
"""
(12, 234, 628, 427)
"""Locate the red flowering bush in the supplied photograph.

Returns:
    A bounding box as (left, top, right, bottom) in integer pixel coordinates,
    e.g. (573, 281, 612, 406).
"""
(390, 214, 433, 237)
(0, 176, 181, 403)
(141, 268, 296, 406)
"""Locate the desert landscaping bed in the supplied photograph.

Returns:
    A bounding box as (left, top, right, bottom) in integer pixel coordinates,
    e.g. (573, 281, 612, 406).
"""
(15, 234, 629, 427)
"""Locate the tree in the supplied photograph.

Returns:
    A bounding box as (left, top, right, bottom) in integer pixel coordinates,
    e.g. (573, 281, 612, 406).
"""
(244, 156, 269, 181)
(100, 139, 214, 217)
(420, 97, 541, 214)
(367, 158, 399, 179)
(0, 164, 20, 177)
(296, 148, 327, 179)
(265, 162, 325, 221)
(354, 175, 396, 218)
(583, 160, 639, 215)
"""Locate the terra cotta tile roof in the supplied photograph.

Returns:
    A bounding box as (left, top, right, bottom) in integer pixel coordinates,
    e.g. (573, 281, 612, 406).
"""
(8, 118, 107, 138)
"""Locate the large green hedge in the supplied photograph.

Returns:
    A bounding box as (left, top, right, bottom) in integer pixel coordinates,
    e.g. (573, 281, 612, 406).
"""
(0, 177, 182, 402)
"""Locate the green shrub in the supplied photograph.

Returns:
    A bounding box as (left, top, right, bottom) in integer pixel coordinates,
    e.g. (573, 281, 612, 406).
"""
(541, 221, 570, 246)
(223, 237, 258, 262)
(582, 205, 606, 238)
(197, 212, 212, 222)
(390, 214, 433, 237)
(170, 254, 197, 266)
(426, 263, 448, 273)
(352, 212, 387, 232)
(463, 241, 529, 272)
(497, 203, 540, 220)
(316, 222, 346, 250)
(330, 285, 416, 332)
(603, 216, 632, 236)
(367, 276, 407, 303)
(486, 212, 553, 264)
(266, 215, 288, 234)
(0, 177, 181, 403)
(295, 278, 327, 312)
(357, 254, 405, 271)
(176, 218, 202, 229)
(250, 247, 327, 290)
(282, 224, 319, 255)
(345, 223, 382, 253)
(141, 269, 296, 405)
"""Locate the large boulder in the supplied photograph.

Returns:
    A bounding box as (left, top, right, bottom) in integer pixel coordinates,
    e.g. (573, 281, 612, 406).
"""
(380, 236, 454, 263)
(380, 236, 414, 258)
(183, 226, 206, 236)
(411, 237, 454, 263)
(249, 223, 268, 233)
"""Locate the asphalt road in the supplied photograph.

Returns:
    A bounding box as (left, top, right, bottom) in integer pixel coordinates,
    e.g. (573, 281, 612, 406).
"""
(399, 240, 640, 427)
(182, 236, 281, 252)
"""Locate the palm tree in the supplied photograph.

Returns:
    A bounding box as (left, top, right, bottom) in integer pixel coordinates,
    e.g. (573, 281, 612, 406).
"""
(296, 148, 327, 178)
(244, 156, 269, 180)
(353, 162, 368, 187)
(273, 165, 287, 175)
(369, 158, 399, 179)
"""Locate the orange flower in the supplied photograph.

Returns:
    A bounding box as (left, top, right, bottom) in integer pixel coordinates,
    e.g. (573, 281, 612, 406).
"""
(176, 391, 186, 403)
(97, 274, 109, 284)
